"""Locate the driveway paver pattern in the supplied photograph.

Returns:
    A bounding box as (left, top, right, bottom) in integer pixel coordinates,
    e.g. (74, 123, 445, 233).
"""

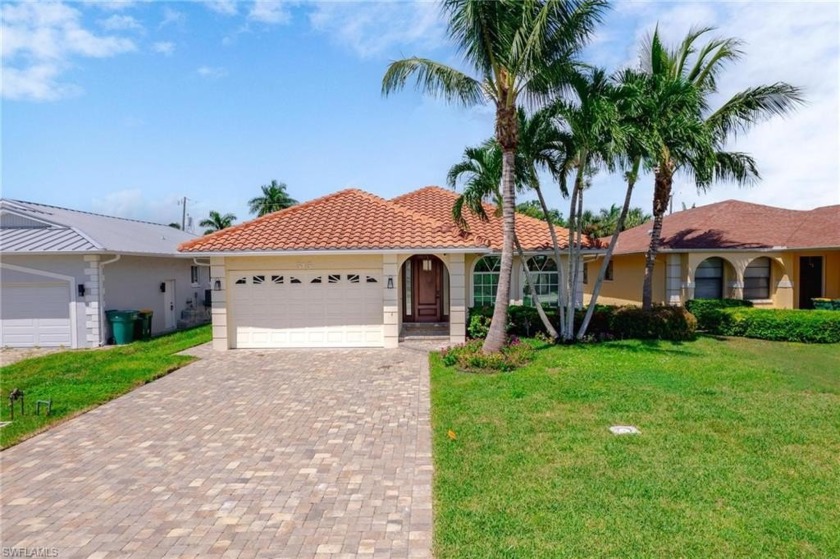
(1, 344, 435, 558)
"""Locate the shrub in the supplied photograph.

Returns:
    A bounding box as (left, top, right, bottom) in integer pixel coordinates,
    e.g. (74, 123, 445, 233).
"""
(610, 306, 698, 341)
(467, 313, 492, 339)
(812, 298, 840, 311)
(711, 308, 840, 343)
(685, 299, 753, 330)
(440, 338, 535, 373)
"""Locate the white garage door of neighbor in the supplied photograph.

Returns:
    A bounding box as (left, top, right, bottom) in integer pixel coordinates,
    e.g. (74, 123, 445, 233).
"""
(229, 270, 384, 348)
(0, 283, 73, 348)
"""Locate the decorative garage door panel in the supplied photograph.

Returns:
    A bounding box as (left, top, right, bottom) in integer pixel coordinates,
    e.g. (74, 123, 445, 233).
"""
(229, 271, 383, 348)
(0, 283, 73, 348)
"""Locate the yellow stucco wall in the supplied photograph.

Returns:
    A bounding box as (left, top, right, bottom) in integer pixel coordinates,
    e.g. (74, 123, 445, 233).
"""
(582, 253, 666, 306)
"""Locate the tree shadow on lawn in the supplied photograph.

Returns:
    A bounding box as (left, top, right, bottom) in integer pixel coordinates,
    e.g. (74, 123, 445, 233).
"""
(568, 338, 702, 357)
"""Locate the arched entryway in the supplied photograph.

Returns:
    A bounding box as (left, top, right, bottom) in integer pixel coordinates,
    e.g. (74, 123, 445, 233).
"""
(401, 255, 449, 324)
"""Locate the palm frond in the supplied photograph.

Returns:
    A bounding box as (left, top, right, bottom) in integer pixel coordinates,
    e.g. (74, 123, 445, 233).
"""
(714, 151, 760, 187)
(706, 83, 805, 142)
(381, 57, 484, 107)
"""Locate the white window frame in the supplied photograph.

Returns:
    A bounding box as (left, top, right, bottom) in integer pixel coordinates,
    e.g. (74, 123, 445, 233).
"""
(521, 255, 559, 307)
(472, 256, 501, 307)
(190, 265, 200, 287)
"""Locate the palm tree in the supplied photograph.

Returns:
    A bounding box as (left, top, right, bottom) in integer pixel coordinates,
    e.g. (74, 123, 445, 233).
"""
(248, 180, 297, 217)
(550, 67, 626, 340)
(200, 210, 236, 235)
(638, 26, 803, 309)
(383, 0, 608, 352)
(448, 140, 559, 340)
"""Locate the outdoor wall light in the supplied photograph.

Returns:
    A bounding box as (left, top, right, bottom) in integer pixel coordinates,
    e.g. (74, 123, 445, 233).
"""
(78, 284, 86, 297)
(386, 276, 394, 289)
(214, 279, 222, 291)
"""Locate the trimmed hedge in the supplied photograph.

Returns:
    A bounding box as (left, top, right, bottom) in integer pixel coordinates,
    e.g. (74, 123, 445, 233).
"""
(610, 306, 697, 341)
(711, 308, 840, 343)
(685, 298, 753, 330)
(812, 298, 840, 311)
(468, 304, 696, 342)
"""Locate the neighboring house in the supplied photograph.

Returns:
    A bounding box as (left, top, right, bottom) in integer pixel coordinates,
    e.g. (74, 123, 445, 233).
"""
(179, 186, 596, 350)
(583, 200, 840, 309)
(0, 199, 211, 349)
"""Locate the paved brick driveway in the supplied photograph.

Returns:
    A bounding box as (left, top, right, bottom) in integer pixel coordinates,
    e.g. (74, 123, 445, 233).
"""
(1, 344, 435, 558)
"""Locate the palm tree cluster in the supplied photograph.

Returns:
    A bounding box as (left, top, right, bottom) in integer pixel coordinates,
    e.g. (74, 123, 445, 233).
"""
(383, 1, 802, 348)
(200, 179, 298, 236)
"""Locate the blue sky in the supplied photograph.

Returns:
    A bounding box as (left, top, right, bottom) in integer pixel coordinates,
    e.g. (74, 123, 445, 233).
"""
(2, 1, 838, 231)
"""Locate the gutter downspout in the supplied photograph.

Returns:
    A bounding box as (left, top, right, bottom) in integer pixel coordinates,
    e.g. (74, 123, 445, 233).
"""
(98, 255, 121, 346)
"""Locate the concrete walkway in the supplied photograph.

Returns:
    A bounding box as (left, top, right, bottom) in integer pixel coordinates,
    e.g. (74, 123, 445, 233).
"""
(0, 344, 435, 558)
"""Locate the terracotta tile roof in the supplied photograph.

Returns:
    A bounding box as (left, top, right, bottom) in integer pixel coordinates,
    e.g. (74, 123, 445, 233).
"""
(391, 186, 581, 251)
(179, 189, 478, 253)
(179, 185, 586, 254)
(613, 200, 840, 254)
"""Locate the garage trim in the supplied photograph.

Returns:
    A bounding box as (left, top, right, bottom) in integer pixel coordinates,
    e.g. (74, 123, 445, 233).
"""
(0, 263, 79, 349)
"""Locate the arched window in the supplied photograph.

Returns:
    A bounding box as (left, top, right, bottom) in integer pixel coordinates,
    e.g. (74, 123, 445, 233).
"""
(744, 257, 771, 300)
(523, 256, 559, 306)
(695, 257, 724, 299)
(472, 256, 501, 306)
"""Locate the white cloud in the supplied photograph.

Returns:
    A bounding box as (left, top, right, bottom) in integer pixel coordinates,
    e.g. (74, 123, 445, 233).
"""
(249, 0, 292, 25)
(308, 1, 446, 58)
(201, 0, 238, 16)
(91, 189, 182, 224)
(159, 7, 186, 29)
(99, 14, 143, 31)
(81, 0, 139, 11)
(197, 65, 228, 79)
(1, 1, 136, 101)
(152, 41, 175, 56)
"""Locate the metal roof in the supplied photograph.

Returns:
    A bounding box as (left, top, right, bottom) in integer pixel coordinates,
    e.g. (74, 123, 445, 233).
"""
(0, 199, 199, 256)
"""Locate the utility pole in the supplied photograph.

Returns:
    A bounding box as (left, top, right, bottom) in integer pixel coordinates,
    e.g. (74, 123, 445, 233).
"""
(179, 197, 191, 230)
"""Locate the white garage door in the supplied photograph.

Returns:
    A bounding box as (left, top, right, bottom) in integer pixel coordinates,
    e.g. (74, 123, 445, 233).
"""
(0, 283, 73, 348)
(229, 270, 384, 348)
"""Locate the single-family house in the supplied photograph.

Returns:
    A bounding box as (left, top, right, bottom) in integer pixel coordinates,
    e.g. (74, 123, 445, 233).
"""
(0, 199, 211, 349)
(583, 200, 840, 309)
(179, 186, 597, 350)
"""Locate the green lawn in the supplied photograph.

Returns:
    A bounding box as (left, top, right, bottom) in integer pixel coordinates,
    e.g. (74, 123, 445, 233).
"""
(431, 336, 840, 558)
(0, 325, 211, 449)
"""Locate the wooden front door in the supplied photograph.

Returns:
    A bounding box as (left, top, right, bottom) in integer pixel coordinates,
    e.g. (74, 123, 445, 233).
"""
(799, 256, 823, 309)
(410, 256, 442, 322)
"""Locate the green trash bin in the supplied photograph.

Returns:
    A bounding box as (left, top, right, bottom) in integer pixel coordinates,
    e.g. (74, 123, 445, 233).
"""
(106, 310, 139, 345)
(134, 310, 153, 341)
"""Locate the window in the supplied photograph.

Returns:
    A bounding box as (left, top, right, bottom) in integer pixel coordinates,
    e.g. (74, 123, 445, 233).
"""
(310, 276, 322, 284)
(694, 257, 724, 299)
(328, 274, 341, 284)
(365, 276, 378, 283)
(290, 276, 302, 284)
(473, 256, 501, 306)
(190, 265, 200, 285)
(272, 275, 284, 284)
(404, 263, 412, 315)
(347, 274, 360, 284)
(235, 277, 247, 285)
(252, 275, 265, 285)
(605, 260, 614, 281)
(583, 262, 588, 284)
(522, 256, 559, 306)
(744, 258, 771, 300)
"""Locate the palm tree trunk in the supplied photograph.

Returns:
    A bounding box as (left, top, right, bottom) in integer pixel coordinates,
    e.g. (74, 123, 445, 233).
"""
(564, 163, 586, 341)
(533, 184, 566, 336)
(642, 163, 674, 310)
(515, 234, 559, 340)
(577, 156, 640, 338)
(483, 148, 517, 353)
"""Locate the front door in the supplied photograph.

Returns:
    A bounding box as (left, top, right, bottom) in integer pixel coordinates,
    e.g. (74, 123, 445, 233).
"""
(799, 256, 823, 309)
(412, 256, 442, 322)
(163, 279, 176, 330)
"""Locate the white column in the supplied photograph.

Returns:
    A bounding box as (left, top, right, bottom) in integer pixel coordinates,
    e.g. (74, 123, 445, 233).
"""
(83, 255, 101, 347)
(666, 253, 683, 306)
(448, 254, 466, 345)
(210, 257, 229, 350)
(383, 254, 399, 348)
